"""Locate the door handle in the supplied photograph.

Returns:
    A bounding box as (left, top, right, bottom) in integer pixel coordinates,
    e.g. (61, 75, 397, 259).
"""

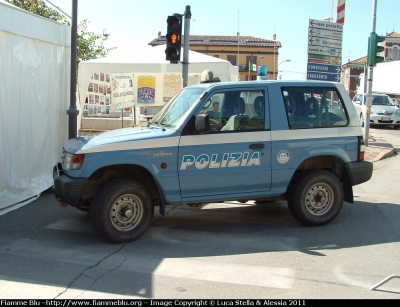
(249, 143, 265, 149)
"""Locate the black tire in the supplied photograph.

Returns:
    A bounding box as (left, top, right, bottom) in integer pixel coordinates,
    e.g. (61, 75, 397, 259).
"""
(287, 169, 343, 226)
(90, 178, 154, 243)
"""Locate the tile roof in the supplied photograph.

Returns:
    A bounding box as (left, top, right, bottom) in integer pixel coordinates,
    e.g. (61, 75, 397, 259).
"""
(346, 55, 367, 65)
(386, 31, 400, 38)
(148, 35, 281, 48)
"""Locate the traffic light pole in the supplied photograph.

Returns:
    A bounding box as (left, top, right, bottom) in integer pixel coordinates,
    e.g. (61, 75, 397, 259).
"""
(67, 0, 79, 139)
(364, 0, 378, 146)
(182, 5, 191, 88)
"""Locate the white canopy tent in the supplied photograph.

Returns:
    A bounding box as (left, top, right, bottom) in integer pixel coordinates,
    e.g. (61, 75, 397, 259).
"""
(77, 45, 238, 122)
(0, 0, 70, 212)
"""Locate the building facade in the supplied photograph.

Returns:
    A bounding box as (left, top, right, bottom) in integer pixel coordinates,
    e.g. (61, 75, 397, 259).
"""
(341, 56, 366, 99)
(384, 31, 400, 61)
(149, 33, 281, 81)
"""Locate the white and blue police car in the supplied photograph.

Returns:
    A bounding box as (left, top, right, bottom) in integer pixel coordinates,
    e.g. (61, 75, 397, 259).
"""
(53, 80, 373, 243)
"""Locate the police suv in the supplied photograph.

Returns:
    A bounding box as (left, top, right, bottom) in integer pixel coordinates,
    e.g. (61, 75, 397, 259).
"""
(53, 80, 373, 243)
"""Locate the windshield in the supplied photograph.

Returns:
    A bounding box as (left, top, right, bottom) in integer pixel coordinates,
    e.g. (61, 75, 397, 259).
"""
(150, 87, 206, 127)
(372, 95, 395, 106)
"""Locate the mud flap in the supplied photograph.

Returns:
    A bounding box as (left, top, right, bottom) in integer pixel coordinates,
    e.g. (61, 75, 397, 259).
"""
(343, 173, 354, 204)
(154, 180, 166, 217)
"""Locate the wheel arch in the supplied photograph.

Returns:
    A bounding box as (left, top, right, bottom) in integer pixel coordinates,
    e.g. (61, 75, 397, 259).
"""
(287, 154, 353, 203)
(76, 164, 163, 212)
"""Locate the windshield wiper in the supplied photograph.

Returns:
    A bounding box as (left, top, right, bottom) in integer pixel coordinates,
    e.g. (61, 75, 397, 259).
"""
(153, 121, 166, 131)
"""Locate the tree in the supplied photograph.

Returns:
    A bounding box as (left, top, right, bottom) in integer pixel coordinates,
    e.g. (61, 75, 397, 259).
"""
(5, 0, 68, 23)
(77, 20, 117, 64)
(5, 0, 117, 65)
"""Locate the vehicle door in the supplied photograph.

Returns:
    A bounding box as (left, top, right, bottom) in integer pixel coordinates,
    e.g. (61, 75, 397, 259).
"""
(178, 88, 272, 199)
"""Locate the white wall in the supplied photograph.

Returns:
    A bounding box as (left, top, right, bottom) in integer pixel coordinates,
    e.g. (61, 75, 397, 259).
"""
(0, 1, 70, 212)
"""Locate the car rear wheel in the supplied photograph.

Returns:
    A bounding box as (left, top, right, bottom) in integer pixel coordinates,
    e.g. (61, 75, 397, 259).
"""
(287, 169, 343, 226)
(90, 178, 154, 243)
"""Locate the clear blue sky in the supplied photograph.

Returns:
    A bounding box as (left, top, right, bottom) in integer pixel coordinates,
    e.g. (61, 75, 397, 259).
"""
(48, 0, 400, 80)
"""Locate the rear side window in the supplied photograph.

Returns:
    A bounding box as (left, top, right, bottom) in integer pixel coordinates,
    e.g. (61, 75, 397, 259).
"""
(282, 87, 349, 129)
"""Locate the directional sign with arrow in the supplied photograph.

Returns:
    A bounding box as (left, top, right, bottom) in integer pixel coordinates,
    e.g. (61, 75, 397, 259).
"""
(308, 45, 342, 57)
(307, 19, 343, 82)
(308, 54, 342, 65)
(307, 63, 341, 74)
(308, 37, 342, 49)
(307, 72, 341, 82)
(309, 19, 343, 32)
(309, 28, 343, 40)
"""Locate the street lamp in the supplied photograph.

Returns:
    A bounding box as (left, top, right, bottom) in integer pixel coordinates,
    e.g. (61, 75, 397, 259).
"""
(277, 59, 291, 80)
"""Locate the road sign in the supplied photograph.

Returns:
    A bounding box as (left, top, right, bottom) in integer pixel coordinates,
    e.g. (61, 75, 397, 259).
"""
(308, 19, 343, 32)
(308, 54, 342, 65)
(308, 45, 342, 57)
(309, 28, 343, 40)
(307, 63, 341, 74)
(307, 19, 343, 81)
(307, 72, 341, 82)
(308, 37, 342, 49)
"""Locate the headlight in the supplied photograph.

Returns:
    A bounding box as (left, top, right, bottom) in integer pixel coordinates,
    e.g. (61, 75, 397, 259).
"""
(370, 108, 376, 115)
(63, 152, 85, 171)
(394, 109, 400, 116)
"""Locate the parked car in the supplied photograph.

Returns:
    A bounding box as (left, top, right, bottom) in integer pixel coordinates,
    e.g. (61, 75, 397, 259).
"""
(352, 93, 400, 129)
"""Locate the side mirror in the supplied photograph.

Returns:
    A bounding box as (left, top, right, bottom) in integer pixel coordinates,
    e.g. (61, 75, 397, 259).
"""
(195, 113, 210, 134)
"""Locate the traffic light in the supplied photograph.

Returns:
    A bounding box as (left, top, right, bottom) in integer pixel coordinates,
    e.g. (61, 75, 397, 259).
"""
(367, 32, 385, 66)
(165, 14, 182, 64)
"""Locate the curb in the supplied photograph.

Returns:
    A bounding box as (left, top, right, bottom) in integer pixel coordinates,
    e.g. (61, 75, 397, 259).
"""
(365, 137, 396, 162)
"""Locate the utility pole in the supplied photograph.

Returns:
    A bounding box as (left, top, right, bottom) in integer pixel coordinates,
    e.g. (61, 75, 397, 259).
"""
(365, 0, 379, 146)
(182, 5, 191, 88)
(66, 0, 79, 139)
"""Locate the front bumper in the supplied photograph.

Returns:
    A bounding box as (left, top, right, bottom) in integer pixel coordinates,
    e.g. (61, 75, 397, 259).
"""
(53, 163, 87, 206)
(346, 160, 373, 186)
(370, 115, 400, 125)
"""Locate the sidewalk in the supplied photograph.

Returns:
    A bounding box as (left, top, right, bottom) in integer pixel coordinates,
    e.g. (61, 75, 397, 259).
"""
(364, 136, 396, 162)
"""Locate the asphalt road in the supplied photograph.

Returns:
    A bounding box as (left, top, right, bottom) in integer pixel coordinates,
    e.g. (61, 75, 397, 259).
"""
(0, 152, 399, 300)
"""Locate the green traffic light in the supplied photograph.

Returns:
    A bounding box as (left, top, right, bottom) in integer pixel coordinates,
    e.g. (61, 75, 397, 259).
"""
(367, 32, 385, 66)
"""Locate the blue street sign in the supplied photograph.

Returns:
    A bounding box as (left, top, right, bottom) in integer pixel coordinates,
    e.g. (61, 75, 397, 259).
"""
(307, 71, 341, 82)
(307, 63, 341, 74)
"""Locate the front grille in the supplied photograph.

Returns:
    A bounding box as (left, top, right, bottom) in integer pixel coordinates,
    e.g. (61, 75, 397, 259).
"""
(376, 112, 394, 116)
(378, 119, 393, 123)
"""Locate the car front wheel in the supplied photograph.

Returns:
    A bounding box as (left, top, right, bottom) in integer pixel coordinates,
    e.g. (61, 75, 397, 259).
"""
(90, 178, 154, 243)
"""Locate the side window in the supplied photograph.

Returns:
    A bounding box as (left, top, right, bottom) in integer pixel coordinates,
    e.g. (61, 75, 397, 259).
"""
(199, 90, 265, 132)
(283, 87, 349, 129)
